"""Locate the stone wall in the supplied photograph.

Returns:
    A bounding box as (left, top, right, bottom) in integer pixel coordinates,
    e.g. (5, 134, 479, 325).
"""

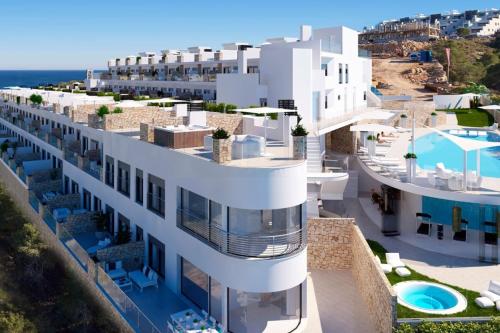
(307, 218, 353, 270)
(96, 241, 145, 271)
(0, 159, 134, 333)
(32, 179, 62, 198)
(101, 107, 186, 131)
(139, 117, 187, 143)
(206, 112, 243, 135)
(307, 218, 397, 333)
(47, 193, 81, 212)
(70, 104, 108, 123)
(64, 212, 97, 235)
(351, 225, 397, 333)
(326, 125, 356, 154)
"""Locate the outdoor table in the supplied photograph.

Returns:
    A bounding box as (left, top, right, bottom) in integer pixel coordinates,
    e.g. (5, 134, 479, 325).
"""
(53, 207, 71, 221)
(170, 309, 217, 333)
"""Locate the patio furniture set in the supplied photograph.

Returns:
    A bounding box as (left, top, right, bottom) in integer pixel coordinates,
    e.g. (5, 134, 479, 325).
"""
(375, 252, 411, 277)
(475, 280, 500, 311)
(168, 309, 224, 333)
(428, 162, 483, 190)
(105, 262, 159, 293)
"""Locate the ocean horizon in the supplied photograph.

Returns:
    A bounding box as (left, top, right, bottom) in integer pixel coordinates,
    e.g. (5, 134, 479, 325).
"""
(0, 70, 103, 89)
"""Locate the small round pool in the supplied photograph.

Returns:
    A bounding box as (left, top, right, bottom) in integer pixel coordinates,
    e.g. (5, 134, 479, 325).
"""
(393, 281, 467, 315)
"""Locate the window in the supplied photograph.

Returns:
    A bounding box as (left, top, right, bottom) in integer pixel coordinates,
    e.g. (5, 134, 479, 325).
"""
(345, 64, 349, 84)
(83, 189, 91, 210)
(364, 91, 367, 101)
(117, 161, 130, 197)
(321, 63, 328, 76)
(105, 155, 115, 187)
(136, 225, 143, 242)
(181, 258, 208, 310)
(324, 95, 328, 109)
(228, 284, 302, 333)
(148, 235, 165, 277)
(71, 180, 79, 194)
(147, 174, 165, 217)
(136, 168, 144, 204)
(93, 196, 102, 212)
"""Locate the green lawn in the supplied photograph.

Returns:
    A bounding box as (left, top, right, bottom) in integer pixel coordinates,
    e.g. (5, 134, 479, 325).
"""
(366, 239, 499, 319)
(436, 108, 494, 127)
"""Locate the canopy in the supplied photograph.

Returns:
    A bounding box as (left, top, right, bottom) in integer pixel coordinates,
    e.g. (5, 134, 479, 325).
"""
(350, 124, 397, 133)
(430, 128, 500, 152)
(234, 107, 289, 114)
(479, 105, 500, 110)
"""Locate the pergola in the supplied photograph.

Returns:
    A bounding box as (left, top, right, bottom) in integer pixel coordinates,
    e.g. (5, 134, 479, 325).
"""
(479, 105, 500, 124)
(430, 128, 500, 190)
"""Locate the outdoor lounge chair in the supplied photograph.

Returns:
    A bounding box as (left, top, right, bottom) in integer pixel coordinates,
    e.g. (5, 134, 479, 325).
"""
(129, 266, 159, 291)
(435, 163, 453, 179)
(375, 256, 392, 274)
(86, 237, 111, 255)
(479, 280, 500, 303)
(395, 267, 411, 277)
(106, 260, 127, 280)
(385, 253, 406, 268)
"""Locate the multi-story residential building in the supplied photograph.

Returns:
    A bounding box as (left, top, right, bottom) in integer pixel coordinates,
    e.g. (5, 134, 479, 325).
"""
(361, 8, 500, 42)
(0, 24, 380, 333)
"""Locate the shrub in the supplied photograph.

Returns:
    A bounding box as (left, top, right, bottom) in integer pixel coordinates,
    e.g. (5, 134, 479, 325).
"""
(0, 142, 8, 153)
(393, 318, 500, 333)
(96, 105, 109, 118)
(113, 94, 120, 102)
(212, 127, 230, 139)
(29, 94, 42, 105)
(16, 96, 20, 105)
(0, 311, 35, 333)
(431, 112, 437, 116)
(367, 134, 376, 141)
(459, 82, 489, 95)
(216, 103, 226, 113)
(404, 153, 417, 159)
(291, 124, 308, 137)
(401, 114, 408, 118)
(112, 107, 123, 114)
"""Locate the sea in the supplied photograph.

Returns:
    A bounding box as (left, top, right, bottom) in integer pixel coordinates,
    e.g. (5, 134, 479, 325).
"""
(0, 70, 88, 89)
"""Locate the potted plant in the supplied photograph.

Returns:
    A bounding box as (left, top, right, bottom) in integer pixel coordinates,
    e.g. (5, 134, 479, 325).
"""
(291, 118, 309, 160)
(430, 112, 438, 127)
(404, 153, 417, 182)
(97, 105, 110, 118)
(212, 127, 231, 164)
(400, 114, 408, 128)
(366, 134, 377, 156)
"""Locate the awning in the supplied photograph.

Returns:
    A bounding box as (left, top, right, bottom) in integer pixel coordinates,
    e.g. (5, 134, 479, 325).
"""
(429, 128, 500, 152)
(350, 124, 397, 133)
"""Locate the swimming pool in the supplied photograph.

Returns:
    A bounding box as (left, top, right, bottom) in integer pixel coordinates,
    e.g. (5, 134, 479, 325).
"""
(414, 131, 500, 178)
(394, 281, 467, 315)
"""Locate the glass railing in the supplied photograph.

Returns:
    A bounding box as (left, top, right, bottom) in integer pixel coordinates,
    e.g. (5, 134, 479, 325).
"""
(42, 207, 56, 233)
(48, 135, 59, 148)
(177, 209, 306, 258)
(64, 148, 78, 166)
(83, 163, 102, 180)
(58, 224, 90, 271)
(18, 167, 26, 183)
(28, 191, 40, 213)
(96, 266, 163, 333)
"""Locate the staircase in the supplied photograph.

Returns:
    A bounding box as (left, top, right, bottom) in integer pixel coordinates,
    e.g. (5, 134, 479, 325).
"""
(307, 136, 322, 173)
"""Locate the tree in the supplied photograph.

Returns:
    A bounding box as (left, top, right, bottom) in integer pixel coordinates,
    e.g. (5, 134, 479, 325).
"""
(0, 311, 36, 333)
(29, 94, 42, 105)
(96, 105, 109, 118)
(483, 63, 500, 91)
(456, 27, 470, 37)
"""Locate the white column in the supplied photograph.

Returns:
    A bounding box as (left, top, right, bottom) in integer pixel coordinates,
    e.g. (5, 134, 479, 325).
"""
(411, 112, 416, 154)
(463, 150, 468, 191)
(476, 149, 481, 177)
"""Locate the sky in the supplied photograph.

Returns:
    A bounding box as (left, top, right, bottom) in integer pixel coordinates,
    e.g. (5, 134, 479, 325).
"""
(0, 0, 498, 70)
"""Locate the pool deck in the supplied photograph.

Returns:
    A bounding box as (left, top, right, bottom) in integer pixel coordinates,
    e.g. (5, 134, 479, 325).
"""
(333, 198, 500, 293)
(358, 126, 500, 199)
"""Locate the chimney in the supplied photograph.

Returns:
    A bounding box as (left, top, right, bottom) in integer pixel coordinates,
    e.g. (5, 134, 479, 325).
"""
(300, 25, 312, 41)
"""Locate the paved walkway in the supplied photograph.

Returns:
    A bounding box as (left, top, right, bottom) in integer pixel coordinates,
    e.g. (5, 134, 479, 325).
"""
(306, 270, 373, 333)
(327, 199, 500, 293)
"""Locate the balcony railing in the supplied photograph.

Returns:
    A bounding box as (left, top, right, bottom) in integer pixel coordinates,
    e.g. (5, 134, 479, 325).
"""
(177, 209, 306, 259)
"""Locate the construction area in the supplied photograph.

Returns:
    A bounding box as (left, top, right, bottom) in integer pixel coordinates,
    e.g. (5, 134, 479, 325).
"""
(360, 21, 440, 44)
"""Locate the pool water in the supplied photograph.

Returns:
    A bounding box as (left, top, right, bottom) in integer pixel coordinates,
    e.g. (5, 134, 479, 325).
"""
(414, 131, 500, 178)
(399, 284, 457, 310)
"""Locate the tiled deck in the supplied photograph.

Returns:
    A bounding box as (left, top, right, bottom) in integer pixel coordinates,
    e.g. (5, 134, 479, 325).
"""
(306, 270, 373, 333)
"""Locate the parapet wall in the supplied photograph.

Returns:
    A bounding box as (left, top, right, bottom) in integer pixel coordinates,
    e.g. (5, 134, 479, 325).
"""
(206, 112, 243, 135)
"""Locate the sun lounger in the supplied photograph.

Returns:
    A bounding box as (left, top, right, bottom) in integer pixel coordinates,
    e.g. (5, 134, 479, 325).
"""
(386, 253, 406, 268)
(478, 131, 487, 136)
(395, 267, 411, 277)
(468, 131, 478, 136)
(449, 129, 459, 135)
(475, 297, 495, 308)
(458, 130, 468, 136)
(371, 157, 401, 166)
(106, 260, 127, 280)
(480, 280, 500, 303)
(435, 162, 453, 179)
(375, 256, 392, 274)
(395, 127, 411, 133)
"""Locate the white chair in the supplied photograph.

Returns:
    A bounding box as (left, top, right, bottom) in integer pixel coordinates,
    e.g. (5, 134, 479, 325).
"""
(395, 267, 411, 277)
(128, 266, 159, 292)
(427, 173, 437, 187)
(386, 253, 406, 268)
(375, 256, 392, 274)
(435, 163, 453, 179)
(480, 280, 500, 303)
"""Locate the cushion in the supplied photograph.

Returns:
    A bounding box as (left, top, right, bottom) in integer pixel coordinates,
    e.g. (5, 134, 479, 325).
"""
(381, 264, 392, 274)
(116, 260, 122, 269)
(475, 297, 494, 308)
(488, 280, 500, 296)
(395, 267, 411, 277)
(480, 290, 500, 303)
(142, 266, 149, 275)
(147, 270, 154, 280)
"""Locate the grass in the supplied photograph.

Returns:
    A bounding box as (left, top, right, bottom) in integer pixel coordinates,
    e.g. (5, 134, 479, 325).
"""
(367, 239, 499, 319)
(436, 108, 494, 127)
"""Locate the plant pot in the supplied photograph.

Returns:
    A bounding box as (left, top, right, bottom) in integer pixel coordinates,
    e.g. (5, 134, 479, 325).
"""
(212, 138, 232, 164)
(431, 115, 437, 127)
(367, 140, 376, 156)
(292, 136, 307, 160)
(400, 117, 407, 128)
(405, 158, 417, 181)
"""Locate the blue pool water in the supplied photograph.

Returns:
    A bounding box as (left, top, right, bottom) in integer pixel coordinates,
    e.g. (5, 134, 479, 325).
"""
(414, 131, 500, 178)
(399, 284, 458, 311)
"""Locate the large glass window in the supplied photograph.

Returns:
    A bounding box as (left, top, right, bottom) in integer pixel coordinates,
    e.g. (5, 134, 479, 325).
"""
(345, 64, 349, 84)
(105, 155, 114, 187)
(210, 277, 223, 323)
(228, 284, 302, 333)
(148, 235, 165, 277)
(117, 161, 130, 197)
(136, 168, 143, 204)
(338, 64, 343, 84)
(147, 174, 165, 217)
(181, 258, 209, 310)
(228, 205, 301, 236)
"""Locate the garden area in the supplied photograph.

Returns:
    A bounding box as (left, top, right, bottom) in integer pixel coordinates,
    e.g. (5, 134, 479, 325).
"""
(367, 240, 499, 319)
(436, 108, 494, 127)
(0, 184, 116, 332)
